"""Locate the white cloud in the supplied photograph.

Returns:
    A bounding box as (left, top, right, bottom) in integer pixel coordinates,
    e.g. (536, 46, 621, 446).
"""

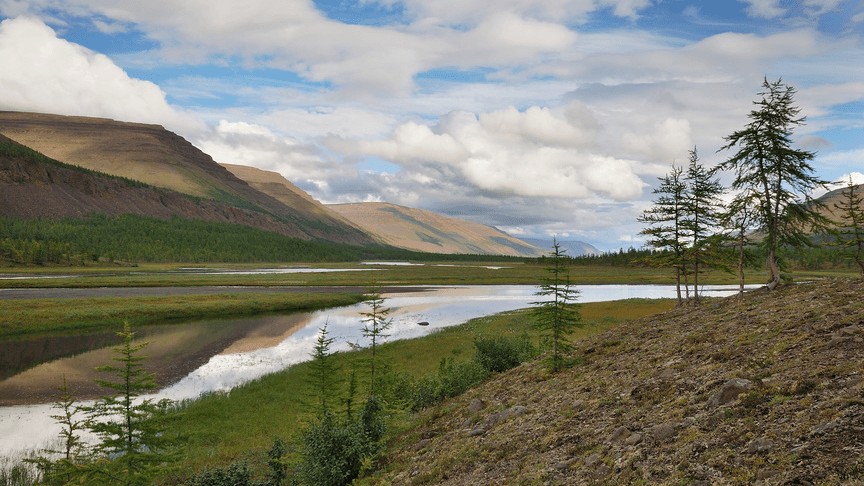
(377, 0, 651, 24)
(327, 106, 647, 201)
(811, 171, 864, 198)
(0, 17, 197, 132)
(741, 0, 787, 19)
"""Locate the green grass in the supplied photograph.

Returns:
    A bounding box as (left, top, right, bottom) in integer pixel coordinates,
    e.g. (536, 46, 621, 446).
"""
(0, 260, 824, 289)
(161, 298, 676, 481)
(0, 292, 364, 339)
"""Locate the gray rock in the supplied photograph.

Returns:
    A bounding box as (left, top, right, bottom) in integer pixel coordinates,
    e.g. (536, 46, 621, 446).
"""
(812, 422, 837, 436)
(624, 432, 643, 446)
(468, 398, 485, 413)
(483, 406, 530, 428)
(650, 424, 676, 442)
(744, 438, 775, 454)
(466, 427, 487, 437)
(707, 378, 752, 409)
(608, 426, 631, 443)
(584, 452, 602, 467)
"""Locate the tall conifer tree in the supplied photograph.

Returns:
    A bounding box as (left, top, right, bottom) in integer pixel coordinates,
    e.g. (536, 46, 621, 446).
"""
(718, 78, 828, 289)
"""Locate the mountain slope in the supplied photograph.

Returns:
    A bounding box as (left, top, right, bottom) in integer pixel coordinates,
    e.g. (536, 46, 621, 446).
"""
(327, 202, 544, 257)
(0, 111, 374, 246)
(368, 278, 864, 485)
(0, 133, 360, 243)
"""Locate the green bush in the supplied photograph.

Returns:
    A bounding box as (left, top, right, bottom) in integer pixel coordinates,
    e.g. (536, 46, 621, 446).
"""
(408, 358, 489, 410)
(472, 335, 537, 373)
(297, 397, 385, 486)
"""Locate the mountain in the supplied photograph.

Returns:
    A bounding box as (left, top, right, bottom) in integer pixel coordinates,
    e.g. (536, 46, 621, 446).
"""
(0, 111, 375, 246)
(219, 163, 353, 225)
(518, 238, 602, 257)
(218, 162, 544, 257)
(367, 277, 864, 485)
(327, 202, 545, 257)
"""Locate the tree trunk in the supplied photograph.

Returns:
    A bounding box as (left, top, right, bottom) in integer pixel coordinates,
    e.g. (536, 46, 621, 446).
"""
(693, 259, 700, 304)
(675, 267, 682, 307)
(738, 234, 745, 298)
(766, 247, 781, 290)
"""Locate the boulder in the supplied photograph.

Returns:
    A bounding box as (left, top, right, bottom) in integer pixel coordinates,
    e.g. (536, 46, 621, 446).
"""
(707, 378, 752, 409)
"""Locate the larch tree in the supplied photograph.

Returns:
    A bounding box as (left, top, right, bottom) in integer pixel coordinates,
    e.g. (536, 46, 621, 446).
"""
(531, 238, 582, 372)
(307, 320, 341, 416)
(638, 164, 689, 306)
(83, 322, 180, 486)
(360, 276, 392, 396)
(682, 147, 725, 303)
(718, 78, 829, 289)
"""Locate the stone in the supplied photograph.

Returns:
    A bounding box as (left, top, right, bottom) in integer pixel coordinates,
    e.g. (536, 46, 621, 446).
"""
(609, 426, 631, 443)
(468, 398, 485, 413)
(584, 452, 602, 467)
(812, 422, 837, 436)
(707, 378, 752, 409)
(744, 438, 775, 454)
(466, 427, 487, 437)
(624, 433, 643, 446)
(414, 439, 432, 450)
(483, 406, 530, 428)
(650, 424, 676, 442)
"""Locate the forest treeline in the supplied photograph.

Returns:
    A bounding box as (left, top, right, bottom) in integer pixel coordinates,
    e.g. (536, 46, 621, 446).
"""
(0, 213, 529, 265)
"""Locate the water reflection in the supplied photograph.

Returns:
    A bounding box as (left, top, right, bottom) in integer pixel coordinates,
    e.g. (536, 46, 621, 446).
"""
(0, 284, 756, 455)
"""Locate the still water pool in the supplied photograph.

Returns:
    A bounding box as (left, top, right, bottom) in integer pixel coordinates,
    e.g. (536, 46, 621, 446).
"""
(0, 284, 752, 455)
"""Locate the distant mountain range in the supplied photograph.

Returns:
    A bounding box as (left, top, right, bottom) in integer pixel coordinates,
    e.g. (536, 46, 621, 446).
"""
(0, 111, 545, 257)
(220, 163, 544, 257)
(327, 202, 545, 257)
(517, 238, 601, 257)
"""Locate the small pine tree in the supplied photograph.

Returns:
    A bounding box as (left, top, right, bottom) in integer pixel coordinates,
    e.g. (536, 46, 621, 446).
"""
(82, 322, 181, 486)
(531, 238, 582, 372)
(29, 376, 90, 485)
(306, 321, 341, 416)
(831, 176, 864, 275)
(360, 277, 392, 395)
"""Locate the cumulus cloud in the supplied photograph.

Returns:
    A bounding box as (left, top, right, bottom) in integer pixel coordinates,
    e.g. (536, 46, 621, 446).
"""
(196, 120, 350, 183)
(0, 16, 196, 131)
(327, 105, 647, 201)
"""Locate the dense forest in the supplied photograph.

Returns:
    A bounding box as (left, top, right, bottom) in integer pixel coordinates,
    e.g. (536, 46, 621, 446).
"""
(0, 213, 530, 265)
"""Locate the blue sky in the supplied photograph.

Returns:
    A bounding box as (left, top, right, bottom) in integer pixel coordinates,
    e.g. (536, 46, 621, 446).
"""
(0, 0, 862, 251)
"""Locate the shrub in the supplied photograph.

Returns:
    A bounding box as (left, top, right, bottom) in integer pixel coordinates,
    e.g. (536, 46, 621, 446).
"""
(297, 397, 385, 486)
(473, 335, 537, 373)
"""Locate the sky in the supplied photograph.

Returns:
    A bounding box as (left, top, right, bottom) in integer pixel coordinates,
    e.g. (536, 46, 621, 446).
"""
(0, 0, 862, 252)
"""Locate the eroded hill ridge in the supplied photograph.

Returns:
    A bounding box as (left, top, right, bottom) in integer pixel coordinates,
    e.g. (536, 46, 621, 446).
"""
(373, 278, 864, 485)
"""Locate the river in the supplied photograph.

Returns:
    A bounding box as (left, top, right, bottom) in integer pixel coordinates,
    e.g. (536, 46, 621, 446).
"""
(0, 283, 753, 456)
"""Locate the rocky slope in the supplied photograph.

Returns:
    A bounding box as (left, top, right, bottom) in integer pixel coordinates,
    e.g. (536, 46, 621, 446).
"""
(0, 111, 374, 246)
(369, 278, 864, 485)
(328, 202, 544, 257)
